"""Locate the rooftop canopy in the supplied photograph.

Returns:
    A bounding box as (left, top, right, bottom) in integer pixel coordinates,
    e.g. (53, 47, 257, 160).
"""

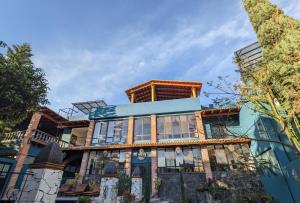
(72, 100, 107, 115)
(125, 80, 202, 103)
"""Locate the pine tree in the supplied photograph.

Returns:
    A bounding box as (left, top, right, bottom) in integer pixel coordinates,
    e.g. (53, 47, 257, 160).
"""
(242, 0, 300, 149)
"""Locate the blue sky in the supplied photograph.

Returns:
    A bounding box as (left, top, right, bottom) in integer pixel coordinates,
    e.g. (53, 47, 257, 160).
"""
(1, 0, 299, 111)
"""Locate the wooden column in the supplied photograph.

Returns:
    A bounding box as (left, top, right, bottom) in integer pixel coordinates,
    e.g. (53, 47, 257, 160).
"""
(5, 112, 42, 197)
(201, 147, 213, 180)
(151, 115, 157, 144)
(195, 111, 213, 181)
(151, 83, 156, 102)
(127, 116, 134, 144)
(130, 93, 135, 103)
(195, 111, 206, 141)
(191, 87, 197, 98)
(78, 120, 95, 183)
(151, 149, 158, 196)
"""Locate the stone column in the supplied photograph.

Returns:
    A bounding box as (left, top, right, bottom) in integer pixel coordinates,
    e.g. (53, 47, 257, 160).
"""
(18, 143, 64, 203)
(151, 149, 158, 196)
(5, 112, 42, 198)
(131, 167, 143, 201)
(195, 111, 213, 181)
(18, 163, 64, 203)
(78, 120, 95, 183)
(99, 162, 119, 203)
(125, 149, 132, 176)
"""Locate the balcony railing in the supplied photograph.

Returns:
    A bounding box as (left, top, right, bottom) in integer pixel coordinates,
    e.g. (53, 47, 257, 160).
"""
(1, 130, 71, 149)
(0, 131, 26, 143)
(31, 130, 69, 148)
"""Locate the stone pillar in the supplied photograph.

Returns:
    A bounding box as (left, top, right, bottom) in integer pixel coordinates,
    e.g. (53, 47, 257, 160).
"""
(18, 163, 64, 203)
(78, 121, 95, 183)
(131, 167, 143, 201)
(127, 116, 134, 144)
(125, 149, 132, 176)
(99, 162, 119, 203)
(151, 115, 157, 144)
(18, 143, 64, 203)
(195, 111, 213, 181)
(5, 112, 42, 197)
(151, 149, 158, 196)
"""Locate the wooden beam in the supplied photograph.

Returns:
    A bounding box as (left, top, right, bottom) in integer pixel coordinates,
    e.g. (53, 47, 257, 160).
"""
(62, 137, 251, 151)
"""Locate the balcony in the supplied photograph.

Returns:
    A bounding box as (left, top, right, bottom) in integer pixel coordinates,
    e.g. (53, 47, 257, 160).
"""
(31, 130, 70, 148)
(1, 131, 26, 144)
(0, 130, 70, 149)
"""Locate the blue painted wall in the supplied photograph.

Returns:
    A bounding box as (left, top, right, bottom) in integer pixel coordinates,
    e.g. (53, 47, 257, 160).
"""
(89, 98, 202, 119)
(0, 158, 16, 198)
(15, 144, 44, 189)
(239, 102, 300, 203)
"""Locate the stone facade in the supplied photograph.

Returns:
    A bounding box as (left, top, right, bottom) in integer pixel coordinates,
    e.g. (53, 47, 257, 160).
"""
(98, 177, 119, 203)
(158, 173, 207, 203)
(211, 171, 263, 203)
(131, 177, 143, 201)
(18, 168, 63, 203)
(158, 171, 263, 203)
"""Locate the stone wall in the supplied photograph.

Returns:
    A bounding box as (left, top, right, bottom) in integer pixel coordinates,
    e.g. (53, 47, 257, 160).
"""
(158, 172, 208, 203)
(158, 171, 263, 203)
(211, 171, 263, 202)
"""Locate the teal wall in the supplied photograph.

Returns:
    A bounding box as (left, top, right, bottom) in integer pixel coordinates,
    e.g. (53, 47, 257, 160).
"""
(239, 102, 300, 203)
(89, 98, 202, 119)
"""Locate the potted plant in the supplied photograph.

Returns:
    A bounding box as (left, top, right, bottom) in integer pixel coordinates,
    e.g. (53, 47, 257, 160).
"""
(78, 195, 91, 203)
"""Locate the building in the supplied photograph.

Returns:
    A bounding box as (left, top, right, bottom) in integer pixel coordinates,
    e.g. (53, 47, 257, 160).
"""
(0, 79, 299, 202)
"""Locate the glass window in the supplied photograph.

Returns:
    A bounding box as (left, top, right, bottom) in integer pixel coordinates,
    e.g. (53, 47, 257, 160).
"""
(92, 119, 128, 145)
(203, 115, 239, 139)
(157, 147, 203, 173)
(158, 149, 165, 167)
(85, 150, 128, 181)
(157, 114, 198, 140)
(134, 117, 151, 142)
(208, 144, 251, 171)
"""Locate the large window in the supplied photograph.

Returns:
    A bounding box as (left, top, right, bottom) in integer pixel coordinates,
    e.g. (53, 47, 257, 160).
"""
(85, 150, 126, 182)
(207, 144, 251, 171)
(157, 114, 198, 140)
(134, 117, 151, 142)
(203, 115, 239, 139)
(157, 147, 203, 173)
(92, 119, 128, 145)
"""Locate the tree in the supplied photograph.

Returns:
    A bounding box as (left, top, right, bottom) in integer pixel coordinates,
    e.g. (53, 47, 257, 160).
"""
(241, 0, 300, 148)
(204, 75, 300, 153)
(0, 41, 49, 132)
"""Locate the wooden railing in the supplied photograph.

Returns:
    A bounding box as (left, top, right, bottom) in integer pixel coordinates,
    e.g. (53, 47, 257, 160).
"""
(31, 129, 70, 148)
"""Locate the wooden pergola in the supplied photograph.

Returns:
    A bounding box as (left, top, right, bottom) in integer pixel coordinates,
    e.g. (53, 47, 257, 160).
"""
(125, 80, 202, 103)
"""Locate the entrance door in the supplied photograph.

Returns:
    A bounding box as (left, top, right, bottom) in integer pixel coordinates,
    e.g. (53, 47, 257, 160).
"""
(131, 149, 152, 202)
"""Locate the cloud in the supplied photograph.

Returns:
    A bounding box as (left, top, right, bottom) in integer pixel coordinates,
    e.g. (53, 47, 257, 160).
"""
(34, 0, 300, 110)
